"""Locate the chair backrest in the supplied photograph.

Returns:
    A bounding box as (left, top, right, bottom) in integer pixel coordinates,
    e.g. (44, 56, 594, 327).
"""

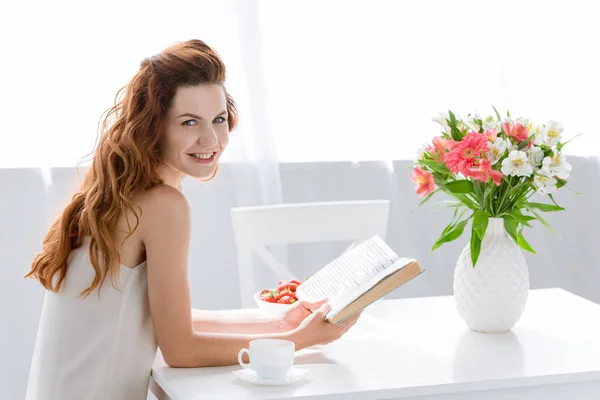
(231, 200, 391, 307)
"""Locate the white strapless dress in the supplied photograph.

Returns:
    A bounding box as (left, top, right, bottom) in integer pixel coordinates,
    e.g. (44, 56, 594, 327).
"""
(26, 237, 157, 400)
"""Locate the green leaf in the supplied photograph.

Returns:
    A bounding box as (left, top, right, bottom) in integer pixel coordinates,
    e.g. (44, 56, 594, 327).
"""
(449, 110, 457, 126)
(418, 188, 440, 207)
(517, 228, 536, 254)
(447, 111, 459, 141)
(453, 193, 479, 210)
(434, 200, 464, 208)
(475, 118, 483, 133)
(503, 216, 519, 244)
(437, 207, 467, 240)
(547, 193, 560, 207)
(517, 133, 536, 150)
(492, 106, 502, 122)
(483, 183, 495, 208)
(557, 133, 582, 152)
(448, 110, 465, 141)
(451, 125, 463, 141)
(530, 209, 560, 237)
(473, 181, 484, 203)
(446, 180, 473, 194)
(433, 202, 467, 212)
(470, 223, 483, 267)
(556, 178, 567, 189)
(526, 201, 565, 212)
(473, 210, 489, 240)
(449, 204, 460, 222)
(420, 159, 450, 175)
(432, 218, 470, 252)
(440, 207, 461, 236)
(508, 209, 535, 227)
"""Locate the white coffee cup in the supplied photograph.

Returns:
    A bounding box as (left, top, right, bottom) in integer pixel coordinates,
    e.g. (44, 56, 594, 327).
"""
(237, 339, 295, 379)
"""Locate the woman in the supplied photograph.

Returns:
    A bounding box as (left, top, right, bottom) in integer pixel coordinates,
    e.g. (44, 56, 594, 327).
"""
(24, 39, 361, 400)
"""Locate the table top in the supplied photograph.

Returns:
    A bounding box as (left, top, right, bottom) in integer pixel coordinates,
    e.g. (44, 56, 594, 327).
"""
(151, 288, 600, 400)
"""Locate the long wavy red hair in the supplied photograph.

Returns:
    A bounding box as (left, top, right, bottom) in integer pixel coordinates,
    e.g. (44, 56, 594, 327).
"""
(25, 39, 238, 297)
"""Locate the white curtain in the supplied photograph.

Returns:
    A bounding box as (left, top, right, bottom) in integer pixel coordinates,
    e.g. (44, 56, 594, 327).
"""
(226, 0, 284, 207)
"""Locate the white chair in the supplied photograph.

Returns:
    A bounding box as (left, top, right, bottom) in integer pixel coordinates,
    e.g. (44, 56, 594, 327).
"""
(231, 200, 391, 307)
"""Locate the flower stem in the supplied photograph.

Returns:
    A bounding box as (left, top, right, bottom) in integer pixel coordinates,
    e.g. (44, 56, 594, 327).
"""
(496, 177, 513, 215)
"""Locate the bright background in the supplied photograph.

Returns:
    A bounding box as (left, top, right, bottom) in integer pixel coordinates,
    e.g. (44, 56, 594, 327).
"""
(2, 1, 600, 399)
(2, 0, 599, 168)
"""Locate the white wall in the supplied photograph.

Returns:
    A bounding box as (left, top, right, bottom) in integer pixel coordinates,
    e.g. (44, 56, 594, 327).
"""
(2, 158, 599, 399)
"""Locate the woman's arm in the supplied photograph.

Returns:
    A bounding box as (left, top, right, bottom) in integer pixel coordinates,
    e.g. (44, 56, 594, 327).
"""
(140, 185, 359, 368)
(191, 309, 280, 334)
(140, 186, 303, 367)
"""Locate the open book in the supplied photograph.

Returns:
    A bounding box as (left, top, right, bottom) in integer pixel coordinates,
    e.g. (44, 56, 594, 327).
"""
(295, 235, 424, 324)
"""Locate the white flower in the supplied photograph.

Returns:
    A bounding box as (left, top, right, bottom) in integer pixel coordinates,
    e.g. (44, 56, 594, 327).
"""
(482, 116, 501, 132)
(465, 113, 482, 132)
(432, 112, 452, 134)
(534, 170, 558, 195)
(481, 115, 500, 132)
(543, 121, 563, 147)
(534, 121, 564, 147)
(532, 125, 546, 146)
(501, 150, 534, 177)
(487, 137, 508, 165)
(414, 143, 428, 164)
(527, 146, 544, 169)
(507, 141, 519, 152)
(516, 117, 533, 131)
(541, 152, 571, 179)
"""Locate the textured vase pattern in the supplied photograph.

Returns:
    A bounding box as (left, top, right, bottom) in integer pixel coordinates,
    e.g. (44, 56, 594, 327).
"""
(453, 218, 529, 333)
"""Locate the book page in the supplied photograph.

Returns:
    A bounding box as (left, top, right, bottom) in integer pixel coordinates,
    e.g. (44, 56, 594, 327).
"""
(296, 235, 399, 305)
(326, 257, 417, 318)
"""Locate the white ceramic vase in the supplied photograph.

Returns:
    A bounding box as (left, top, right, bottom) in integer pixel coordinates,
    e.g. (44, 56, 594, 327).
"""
(453, 217, 529, 333)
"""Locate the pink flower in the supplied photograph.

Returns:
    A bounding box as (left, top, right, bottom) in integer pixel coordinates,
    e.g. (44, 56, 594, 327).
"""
(444, 132, 489, 176)
(484, 128, 498, 142)
(445, 139, 459, 151)
(491, 170, 503, 185)
(426, 136, 449, 162)
(503, 122, 529, 143)
(465, 158, 504, 186)
(410, 167, 435, 197)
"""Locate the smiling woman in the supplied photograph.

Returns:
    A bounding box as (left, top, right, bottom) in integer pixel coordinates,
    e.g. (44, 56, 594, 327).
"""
(23, 39, 238, 400)
(23, 39, 361, 400)
(158, 85, 232, 183)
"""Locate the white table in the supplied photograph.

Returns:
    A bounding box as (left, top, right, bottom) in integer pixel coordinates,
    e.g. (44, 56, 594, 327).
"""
(150, 288, 600, 400)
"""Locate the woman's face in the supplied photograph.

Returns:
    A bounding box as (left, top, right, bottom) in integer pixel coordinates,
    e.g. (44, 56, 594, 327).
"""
(159, 83, 230, 182)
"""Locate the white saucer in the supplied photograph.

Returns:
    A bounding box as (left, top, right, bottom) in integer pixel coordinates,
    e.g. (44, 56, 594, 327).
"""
(232, 367, 309, 386)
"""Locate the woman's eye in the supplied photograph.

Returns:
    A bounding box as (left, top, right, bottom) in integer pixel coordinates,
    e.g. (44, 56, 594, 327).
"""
(182, 120, 197, 127)
(214, 117, 226, 124)
(181, 119, 197, 126)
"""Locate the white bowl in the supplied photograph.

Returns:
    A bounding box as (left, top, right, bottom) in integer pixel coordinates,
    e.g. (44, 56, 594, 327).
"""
(253, 292, 295, 315)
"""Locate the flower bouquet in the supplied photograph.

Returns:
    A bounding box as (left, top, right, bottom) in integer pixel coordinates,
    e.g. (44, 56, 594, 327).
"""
(411, 108, 576, 332)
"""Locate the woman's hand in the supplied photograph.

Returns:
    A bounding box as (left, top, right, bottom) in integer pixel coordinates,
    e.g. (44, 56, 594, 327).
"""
(290, 303, 362, 349)
(276, 298, 329, 332)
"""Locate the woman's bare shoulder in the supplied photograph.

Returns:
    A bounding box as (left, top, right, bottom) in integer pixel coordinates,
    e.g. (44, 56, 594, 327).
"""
(135, 184, 189, 209)
(135, 185, 191, 235)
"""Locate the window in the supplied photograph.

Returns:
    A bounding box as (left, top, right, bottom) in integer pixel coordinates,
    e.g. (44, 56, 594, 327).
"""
(257, 0, 600, 162)
(2, 0, 598, 167)
(0, 0, 249, 168)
